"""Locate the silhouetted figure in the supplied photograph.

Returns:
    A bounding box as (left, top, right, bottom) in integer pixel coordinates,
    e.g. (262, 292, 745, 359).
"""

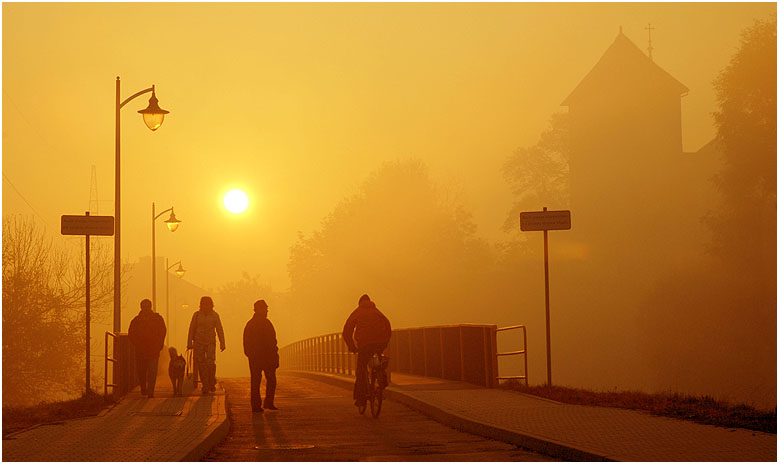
(342, 294, 391, 408)
(187, 296, 225, 394)
(243, 299, 279, 412)
(128, 298, 167, 398)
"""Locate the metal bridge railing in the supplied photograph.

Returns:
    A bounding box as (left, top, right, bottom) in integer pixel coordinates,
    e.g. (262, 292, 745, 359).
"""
(104, 331, 119, 397)
(495, 324, 528, 386)
(280, 324, 520, 388)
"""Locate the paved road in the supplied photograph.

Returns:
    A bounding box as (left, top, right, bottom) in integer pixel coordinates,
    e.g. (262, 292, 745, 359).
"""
(204, 374, 553, 461)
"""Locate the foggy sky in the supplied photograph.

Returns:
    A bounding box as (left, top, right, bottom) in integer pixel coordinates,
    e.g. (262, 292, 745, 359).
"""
(2, 2, 773, 291)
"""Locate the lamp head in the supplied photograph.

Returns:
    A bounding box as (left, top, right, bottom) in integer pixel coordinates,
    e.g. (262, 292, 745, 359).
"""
(165, 210, 181, 232)
(138, 86, 169, 131)
(175, 263, 186, 278)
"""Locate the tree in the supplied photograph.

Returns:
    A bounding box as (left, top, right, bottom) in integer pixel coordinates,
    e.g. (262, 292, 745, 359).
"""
(636, 17, 777, 408)
(502, 112, 570, 232)
(287, 159, 494, 338)
(709, 16, 776, 283)
(2, 215, 112, 406)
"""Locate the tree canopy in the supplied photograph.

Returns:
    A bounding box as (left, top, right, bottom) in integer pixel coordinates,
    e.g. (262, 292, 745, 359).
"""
(287, 159, 494, 336)
(709, 16, 777, 279)
(502, 112, 570, 232)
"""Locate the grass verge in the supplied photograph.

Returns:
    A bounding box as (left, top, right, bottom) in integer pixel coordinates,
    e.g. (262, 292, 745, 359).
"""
(500, 380, 776, 434)
(3, 390, 114, 437)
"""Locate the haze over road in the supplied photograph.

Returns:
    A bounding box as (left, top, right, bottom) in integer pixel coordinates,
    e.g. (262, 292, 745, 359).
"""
(204, 373, 552, 461)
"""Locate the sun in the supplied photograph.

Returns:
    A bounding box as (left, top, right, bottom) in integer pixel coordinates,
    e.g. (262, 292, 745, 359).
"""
(223, 189, 249, 214)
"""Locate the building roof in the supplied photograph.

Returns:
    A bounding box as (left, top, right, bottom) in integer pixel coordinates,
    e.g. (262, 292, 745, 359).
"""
(562, 31, 689, 106)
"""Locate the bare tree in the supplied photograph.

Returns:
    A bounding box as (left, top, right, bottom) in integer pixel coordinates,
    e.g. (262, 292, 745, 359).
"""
(2, 215, 113, 406)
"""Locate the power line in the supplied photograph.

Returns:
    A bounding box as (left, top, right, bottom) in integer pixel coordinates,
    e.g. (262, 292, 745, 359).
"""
(2, 172, 55, 228)
(2, 172, 79, 250)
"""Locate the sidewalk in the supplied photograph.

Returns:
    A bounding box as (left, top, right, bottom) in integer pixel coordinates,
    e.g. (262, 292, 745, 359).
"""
(2, 380, 228, 462)
(292, 370, 777, 462)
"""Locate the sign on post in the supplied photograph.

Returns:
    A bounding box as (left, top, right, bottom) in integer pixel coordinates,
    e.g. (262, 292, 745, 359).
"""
(61, 215, 114, 236)
(520, 209, 571, 231)
(520, 207, 571, 387)
(61, 213, 114, 394)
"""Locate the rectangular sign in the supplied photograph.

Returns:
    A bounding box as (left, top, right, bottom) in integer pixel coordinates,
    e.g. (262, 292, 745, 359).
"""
(520, 210, 571, 231)
(61, 215, 114, 236)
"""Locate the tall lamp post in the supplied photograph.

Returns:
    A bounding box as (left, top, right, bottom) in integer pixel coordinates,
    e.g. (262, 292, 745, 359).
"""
(114, 76, 169, 333)
(152, 203, 181, 316)
(166, 259, 186, 346)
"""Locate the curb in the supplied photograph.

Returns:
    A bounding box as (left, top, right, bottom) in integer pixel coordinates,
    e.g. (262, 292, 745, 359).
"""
(285, 370, 612, 461)
(178, 384, 231, 461)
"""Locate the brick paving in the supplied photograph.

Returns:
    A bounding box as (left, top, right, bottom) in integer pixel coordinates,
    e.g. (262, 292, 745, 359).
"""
(1, 380, 228, 462)
(203, 375, 552, 461)
(299, 370, 777, 462)
(3, 370, 775, 461)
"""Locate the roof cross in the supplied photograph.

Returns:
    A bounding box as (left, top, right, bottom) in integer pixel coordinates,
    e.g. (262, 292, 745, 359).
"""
(645, 23, 656, 61)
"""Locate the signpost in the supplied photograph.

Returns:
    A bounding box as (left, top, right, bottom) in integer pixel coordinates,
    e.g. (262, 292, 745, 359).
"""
(520, 207, 571, 386)
(61, 213, 114, 393)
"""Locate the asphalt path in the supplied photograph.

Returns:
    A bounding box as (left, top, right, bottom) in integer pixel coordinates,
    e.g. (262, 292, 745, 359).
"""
(204, 373, 553, 461)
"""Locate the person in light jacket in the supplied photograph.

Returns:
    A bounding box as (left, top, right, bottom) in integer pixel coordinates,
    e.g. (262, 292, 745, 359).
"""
(187, 296, 225, 394)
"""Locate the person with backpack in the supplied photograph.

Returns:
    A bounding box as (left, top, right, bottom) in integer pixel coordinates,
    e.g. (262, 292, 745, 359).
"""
(186, 296, 226, 394)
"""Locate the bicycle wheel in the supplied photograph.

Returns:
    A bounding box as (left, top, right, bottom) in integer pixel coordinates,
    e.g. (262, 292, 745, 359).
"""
(370, 369, 383, 418)
(357, 369, 369, 415)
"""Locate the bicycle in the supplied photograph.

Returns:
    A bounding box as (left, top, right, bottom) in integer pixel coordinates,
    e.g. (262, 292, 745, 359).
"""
(357, 353, 389, 418)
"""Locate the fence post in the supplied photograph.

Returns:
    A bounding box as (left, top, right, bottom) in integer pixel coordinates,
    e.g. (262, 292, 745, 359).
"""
(459, 326, 465, 382)
(423, 328, 428, 377)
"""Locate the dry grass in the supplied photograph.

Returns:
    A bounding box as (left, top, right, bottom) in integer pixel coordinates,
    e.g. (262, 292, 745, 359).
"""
(500, 380, 776, 434)
(2, 390, 113, 437)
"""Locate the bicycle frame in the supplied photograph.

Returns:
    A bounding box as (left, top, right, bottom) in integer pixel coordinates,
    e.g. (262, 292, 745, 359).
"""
(357, 352, 388, 418)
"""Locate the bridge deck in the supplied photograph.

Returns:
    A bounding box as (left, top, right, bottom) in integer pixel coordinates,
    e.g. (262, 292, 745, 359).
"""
(204, 374, 550, 461)
(2, 370, 775, 461)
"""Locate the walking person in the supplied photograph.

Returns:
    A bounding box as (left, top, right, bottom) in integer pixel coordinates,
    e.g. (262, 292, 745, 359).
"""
(243, 299, 279, 413)
(187, 296, 226, 394)
(342, 294, 391, 408)
(128, 299, 167, 398)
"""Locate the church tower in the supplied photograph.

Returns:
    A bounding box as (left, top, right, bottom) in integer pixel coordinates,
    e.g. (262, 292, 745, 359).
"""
(562, 30, 689, 254)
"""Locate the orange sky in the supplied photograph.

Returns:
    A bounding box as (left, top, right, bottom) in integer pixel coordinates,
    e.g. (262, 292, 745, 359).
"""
(2, 2, 775, 291)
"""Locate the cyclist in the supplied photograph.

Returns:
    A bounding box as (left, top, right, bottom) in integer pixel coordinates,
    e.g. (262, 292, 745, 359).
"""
(342, 294, 391, 408)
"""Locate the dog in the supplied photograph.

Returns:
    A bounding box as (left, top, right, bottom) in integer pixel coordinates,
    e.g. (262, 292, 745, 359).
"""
(168, 347, 187, 397)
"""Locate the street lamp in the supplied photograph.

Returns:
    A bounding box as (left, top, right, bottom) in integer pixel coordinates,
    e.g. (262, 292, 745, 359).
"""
(152, 202, 181, 315)
(114, 76, 169, 333)
(166, 258, 186, 346)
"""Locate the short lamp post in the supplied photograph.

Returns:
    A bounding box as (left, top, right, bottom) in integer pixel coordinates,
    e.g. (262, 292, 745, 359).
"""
(151, 203, 181, 316)
(114, 77, 169, 333)
(166, 259, 186, 346)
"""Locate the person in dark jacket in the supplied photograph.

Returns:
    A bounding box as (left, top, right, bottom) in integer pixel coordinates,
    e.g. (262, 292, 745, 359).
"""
(342, 294, 391, 407)
(243, 299, 279, 412)
(128, 299, 167, 398)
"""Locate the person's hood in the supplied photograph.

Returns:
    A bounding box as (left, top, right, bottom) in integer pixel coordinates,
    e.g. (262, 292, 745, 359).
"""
(358, 300, 377, 310)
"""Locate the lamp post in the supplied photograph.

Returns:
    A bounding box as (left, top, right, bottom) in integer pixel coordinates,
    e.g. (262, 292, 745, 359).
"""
(151, 203, 181, 316)
(114, 76, 169, 333)
(166, 258, 186, 346)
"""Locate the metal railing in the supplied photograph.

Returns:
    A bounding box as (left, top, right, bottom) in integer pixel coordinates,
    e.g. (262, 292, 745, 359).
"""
(104, 331, 119, 397)
(280, 332, 356, 375)
(495, 324, 528, 386)
(280, 324, 504, 388)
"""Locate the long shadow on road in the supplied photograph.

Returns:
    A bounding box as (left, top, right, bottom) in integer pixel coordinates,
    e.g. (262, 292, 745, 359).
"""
(204, 373, 553, 461)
